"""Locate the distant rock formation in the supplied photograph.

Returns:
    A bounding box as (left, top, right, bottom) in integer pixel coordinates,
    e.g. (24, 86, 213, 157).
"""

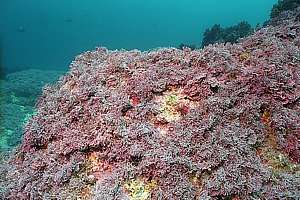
(0, 70, 64, 153)
(201, 21, 253, 47)
(0, 40, 4, 79)
(1, 5, 300, 200)
(270, 0, 300, 19)
(2, 69, 64, 98)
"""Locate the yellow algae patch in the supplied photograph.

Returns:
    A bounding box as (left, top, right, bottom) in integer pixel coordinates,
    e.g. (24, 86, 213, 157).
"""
(266, 151, 299, 172)
(79, 186, 93, 200)
(87, 152, 113, 181)
(189, 173, 202, 190)
(155, 89, 195, 123)
(239, 51, 251, 61)
(257, 108, 300, 173)
(159, 93, 181, 122)
(88, 152, 101, 171)
(188, 171, 210, 198)
(258, 147, 299, 173)
(124, 178, 157, 200)
(88, 152, 112, 172)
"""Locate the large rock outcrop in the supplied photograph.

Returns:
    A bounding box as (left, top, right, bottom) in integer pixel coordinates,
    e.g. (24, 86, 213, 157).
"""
(2, 8, 300, 200)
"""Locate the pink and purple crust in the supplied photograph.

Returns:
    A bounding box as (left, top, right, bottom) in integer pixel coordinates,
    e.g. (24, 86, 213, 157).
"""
(4, 11, 300, 200)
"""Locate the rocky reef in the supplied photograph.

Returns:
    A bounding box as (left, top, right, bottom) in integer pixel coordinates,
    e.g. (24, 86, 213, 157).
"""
(201, 21, 254, 48)
(1, 5, 300, 200)
(270, 0, 300, 19)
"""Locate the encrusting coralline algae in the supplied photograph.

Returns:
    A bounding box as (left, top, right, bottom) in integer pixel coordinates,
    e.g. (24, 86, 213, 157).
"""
(1, 6, 300, 200)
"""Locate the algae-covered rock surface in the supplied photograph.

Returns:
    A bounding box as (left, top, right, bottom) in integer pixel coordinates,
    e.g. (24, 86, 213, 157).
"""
(2, 9, 300, 200)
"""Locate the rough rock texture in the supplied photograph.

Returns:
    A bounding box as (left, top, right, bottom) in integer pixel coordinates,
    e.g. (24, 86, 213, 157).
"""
(2, 9, 300, 200)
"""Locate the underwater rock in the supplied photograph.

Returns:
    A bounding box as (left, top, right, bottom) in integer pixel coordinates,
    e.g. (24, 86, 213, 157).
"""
(270, 0, 300, 19)
(202, 21, 254, 47)
(266, 6, 300, 27)
(2, 69, 64, 98)
(1, 6, 300, 200)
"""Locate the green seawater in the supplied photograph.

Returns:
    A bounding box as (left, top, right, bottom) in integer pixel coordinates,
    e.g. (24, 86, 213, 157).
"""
(1, 0, 277, 73)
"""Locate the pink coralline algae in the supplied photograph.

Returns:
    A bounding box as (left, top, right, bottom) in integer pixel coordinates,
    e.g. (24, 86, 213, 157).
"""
(2, 10, 300, 200)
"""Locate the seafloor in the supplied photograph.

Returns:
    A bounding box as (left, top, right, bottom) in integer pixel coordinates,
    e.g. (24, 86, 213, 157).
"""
(1, 5, 300, 200)
(0, 69, 64, 152)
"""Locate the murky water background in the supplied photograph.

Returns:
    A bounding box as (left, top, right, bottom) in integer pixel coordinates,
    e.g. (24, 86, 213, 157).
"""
(1, 0, 276, 73)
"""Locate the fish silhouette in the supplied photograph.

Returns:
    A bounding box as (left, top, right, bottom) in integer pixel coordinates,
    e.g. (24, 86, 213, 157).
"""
(17, 26, 25, 33)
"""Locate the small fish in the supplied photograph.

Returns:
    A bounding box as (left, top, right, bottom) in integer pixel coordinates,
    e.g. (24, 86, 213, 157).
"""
(17, 26, 25, 33)
(64, 18, 73, 23)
